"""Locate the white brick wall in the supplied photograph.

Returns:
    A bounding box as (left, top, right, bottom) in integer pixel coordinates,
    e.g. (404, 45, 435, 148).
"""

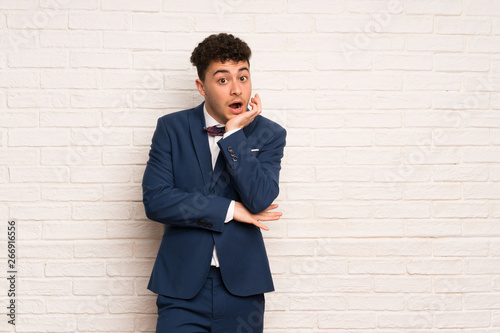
(1, 0, 500, 331)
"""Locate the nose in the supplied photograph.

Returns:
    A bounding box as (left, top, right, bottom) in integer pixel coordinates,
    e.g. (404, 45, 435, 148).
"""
(230, 81, 241, 96)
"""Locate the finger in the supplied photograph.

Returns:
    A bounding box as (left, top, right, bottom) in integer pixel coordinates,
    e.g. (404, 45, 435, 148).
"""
(256, 212, 282, 221)
(265, 204, 279, 211)
(254, 219, 270, 231)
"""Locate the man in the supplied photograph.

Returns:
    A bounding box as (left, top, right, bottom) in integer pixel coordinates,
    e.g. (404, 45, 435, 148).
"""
(142, 33, 287, 332)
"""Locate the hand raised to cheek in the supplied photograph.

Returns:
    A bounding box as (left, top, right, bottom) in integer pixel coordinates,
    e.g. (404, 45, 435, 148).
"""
(225, 93, 262, 132)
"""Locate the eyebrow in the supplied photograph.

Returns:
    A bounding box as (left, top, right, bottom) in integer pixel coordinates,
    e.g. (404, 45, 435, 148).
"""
(213, 67, 249, 76)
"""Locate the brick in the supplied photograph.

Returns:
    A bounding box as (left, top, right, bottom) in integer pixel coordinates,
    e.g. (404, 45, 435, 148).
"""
(0, 110, 38, 127)
(103, 184, 141, 201)
(378, 312, 433, 328)
(464, 147, 500, 162)
(19, 241, 73, 259)
(102, 147, 148, 165)
(435, 54, 490, 72)
(404, 111, 461, 128)
(346, 112, 401, 128)
(316, 166, 371, 182)
(16, 315, 76, 332)
(41, 70, 98, 89)
(407, 259, 462, 275)
(73, 278, 135, 296)
(289, 257, 345, 275)
(403, 147, 460, 164)
(405, 183, 461, 200)
(373, 166, 431, 182)
(464, 219, 500, 236)
(40, 31, 100, 48)
(10, 203, 71, 221)
(7, 11, 68, 29)
(434, 202, 489, 218)
(465, 183, 500, 199)
(346, 184, 402, 200)
(133, 128, 154, 146)
(466, 294, 500, 310)
(434, 165, 488, 182)
(406, 0, 461, 14)
(10, 167, 69, 183)
(0, 0, 35, 9)
(348, 295, 404, 310)
(286, 183, 342, 200)
(42, 185, 101, 201)
(405, 73, 462, 91)
(375, 129, 431, 146)
(286, 147, 343, 165)
(318, 312, 376, 329)
(316, 276, 373, 293)
(132, 13, 191, 31)
(374, 277, 432, 293)
(133, 52, 189, 70)
(41, 111, 100, 127)
(69, 12, 130, 30)
(133, 91, 192, 109)
(102, 0, 162, 11)
(437, 17, 491, 35)
(408, 35, 465, 51)
(346, 72, 402, 90)
(195, 16, 254, 33)
(40, 0, 98, 10)
(465, 111, 500, 127)
(468, 37, 500, 53)
(465, 0, 500, 15)
(266, 311, 316, 328)
(435, 311, 490, 329)
(315, 129, 371, 147)
(103, 31, 164, 50)
(8, 90, 66, 108)
(77, 316, 134, 332)
(346, 148, 400, 165)
(71, 128, 132, 146)
(41, 147, 101, 166)
(108, 296, 156, 313)
(265, 239, 315, 256)
(407, 294, 462, 311)
(289, 295, 346, 310)
(74, 240, 133, 258)
(0, 71, 38, 88)
(407, 219, 462, 237)
(71, 167, 133, 183)
(465, 259, 500, 274)
(374, 54, 433, 70)
(317, 52, 372, 71)
(255, 15, 313, 33)
(375, 92, 432, 109)
(43, 221, 106, 240)
(134, 239, 160, 258)
(45, 260, 106, 277)
(254, 53, 312, 72)
(102, 70, 162, 89)
(46, 296, 106, 314)
(345, 35, 404, 52)
(288, 0, 343, 13)
(0, 184, 39, 201)
(17, 297, 45, 314)
(70, 51, 132, 69)
(107, 260, 154, 277)
(316, 203, 371, 218)
(287, 72, 344, 90)
(9, 128, 69, 147)
(349, 259, 405, 274)
(73, 203, 133, 220)
(287, 34, 343, 52)
(375, 202, 430, 218)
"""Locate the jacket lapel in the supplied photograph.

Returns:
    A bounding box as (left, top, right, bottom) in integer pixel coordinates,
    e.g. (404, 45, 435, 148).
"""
(188, 102, 213, 194)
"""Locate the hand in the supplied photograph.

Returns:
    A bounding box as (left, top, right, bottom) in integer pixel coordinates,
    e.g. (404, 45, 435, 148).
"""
(225, 93, 262, 132)
(233, 201, 282, 231)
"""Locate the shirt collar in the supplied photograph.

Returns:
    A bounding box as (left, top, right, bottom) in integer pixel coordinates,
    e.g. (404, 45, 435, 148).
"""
(203, 103, 223, 128)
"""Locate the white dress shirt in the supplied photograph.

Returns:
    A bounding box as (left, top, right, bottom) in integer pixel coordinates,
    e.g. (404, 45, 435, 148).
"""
(203, 105, 238, 267)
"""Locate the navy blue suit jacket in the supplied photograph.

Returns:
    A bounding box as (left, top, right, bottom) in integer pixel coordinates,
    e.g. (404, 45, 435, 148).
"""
(142, 102, 286, 299)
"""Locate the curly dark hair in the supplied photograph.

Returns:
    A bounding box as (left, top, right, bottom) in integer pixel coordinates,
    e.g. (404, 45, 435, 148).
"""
(190, 33, 252, 81)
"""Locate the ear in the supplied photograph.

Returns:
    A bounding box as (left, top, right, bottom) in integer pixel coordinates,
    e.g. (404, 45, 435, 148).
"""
(195, 79, 206, 96)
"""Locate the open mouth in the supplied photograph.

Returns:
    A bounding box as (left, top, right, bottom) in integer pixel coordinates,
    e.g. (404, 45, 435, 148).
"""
(229, 102, 242, 110)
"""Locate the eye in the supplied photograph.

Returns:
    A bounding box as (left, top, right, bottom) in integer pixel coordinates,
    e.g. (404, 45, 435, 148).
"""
(240, 76, 248, 82)
(218, 78, 227, 84)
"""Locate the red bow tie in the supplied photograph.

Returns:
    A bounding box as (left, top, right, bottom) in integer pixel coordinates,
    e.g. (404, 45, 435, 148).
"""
(203, 126, 225, 136)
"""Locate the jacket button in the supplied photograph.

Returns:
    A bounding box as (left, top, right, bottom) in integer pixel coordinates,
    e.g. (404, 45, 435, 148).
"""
(208, 223, 213, 228)
(229, 151, 235, 157)
(227, 146, 233, 152)
(232, 156, 238, 162)
(197, 220, 202, 225)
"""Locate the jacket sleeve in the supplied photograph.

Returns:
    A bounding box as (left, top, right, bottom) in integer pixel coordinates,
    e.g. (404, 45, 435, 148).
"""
(217, 125, 286, 214)
(142, 118, 231, 233)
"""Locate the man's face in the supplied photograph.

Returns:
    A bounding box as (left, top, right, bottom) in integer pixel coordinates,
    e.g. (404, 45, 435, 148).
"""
(195, 60, 252, 124)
